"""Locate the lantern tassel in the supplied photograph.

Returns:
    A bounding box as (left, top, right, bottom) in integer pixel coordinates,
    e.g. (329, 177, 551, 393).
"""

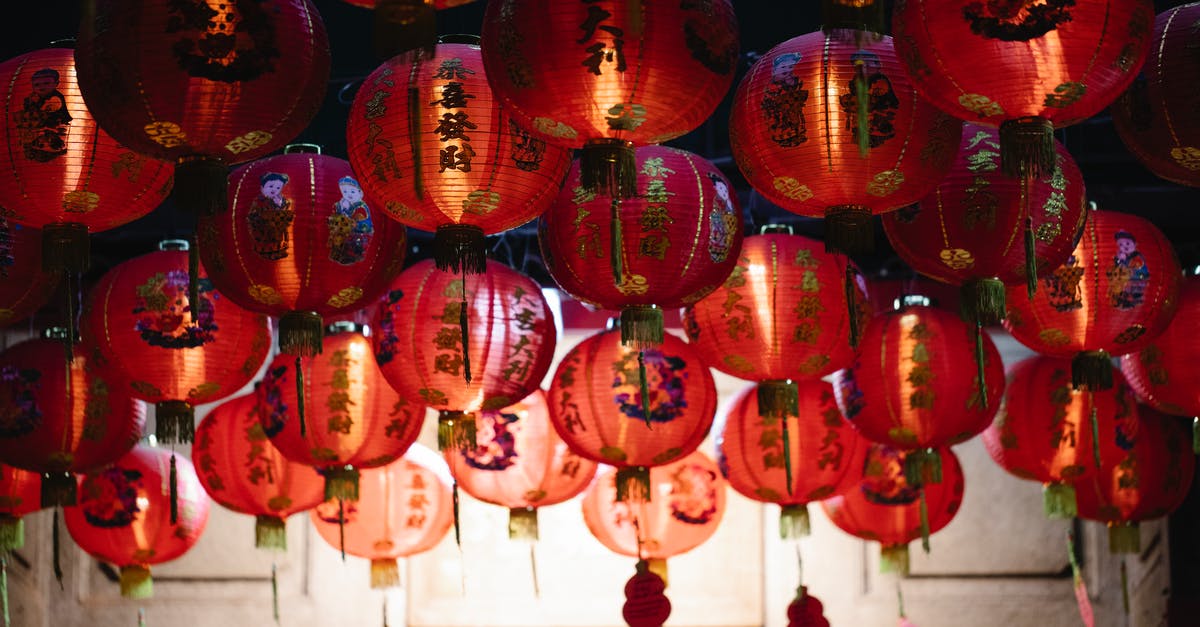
(40, 222, 90, 274)
(295, 356, 307, 438)
(155, 401, 195, 445)
(278, 311, 324, 357)
(759, 380, 799, 495)
(780, 403, 794, 498)
(821, 0, 886, 39)
(1121, 560, 1130, 615)
(1071, 351, 1113, 391)
(621, 306, 664, 350)
(580, 138, 637, 200)
(174, 156, 228, 216)
(880, 544, 910, 575)
(1, 554, 8, 627)
(63, 272, 76, 364)
(508, 507, 539, 541)
(610, 198, 625, 288)
(373, 0, 437, 61)
(973, 322, 989, 410)
(1192, 417, 1199, 455)
(0, 517, 21, 553)
(432, 225, 487, 275)
(959, 278, 1006, 326)
(918, 488, 931, 554)
(188, 234, 200, 333)
(338, 498, 346, 561)
(52, 508, 62, 588)
(1067, 531, 1095, 627)
(1089, 400, 1102, 469)
(845, 262, 862, 348)
(1024, 213, 1038, 300)
(903, 449, 942, 486)
(324, 467, 361, 502)
(854, 59, 870, 158)
(40, 472, 77, 508)
(779, 504, 811, 539)
(638, 350, 653, 429)
(1109, 522, 1140, 554)
(169, 453, 179, 525)
(529, 542, 540, 599)
(255, 516, 288, 551)
(459, 280, 472, 385)
(370, 559, 401, 589)
(407, 65, 425, 201)
(437, 411, 477, 451)
(1043, 483, 1077, 519)
(999, 117, 1055, 179)
(271, 562, 280, 625)
(139, 608, 146, 627)
(824, 204, 873, 256)
(615, 466, 651, 504)
(120, 565, 153, 600)
(452, 481, 461, 549)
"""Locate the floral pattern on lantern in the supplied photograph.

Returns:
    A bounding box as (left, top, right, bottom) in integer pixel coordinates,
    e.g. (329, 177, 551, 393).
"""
(65, 445, 210, 598)
(310, 444, 454, 589)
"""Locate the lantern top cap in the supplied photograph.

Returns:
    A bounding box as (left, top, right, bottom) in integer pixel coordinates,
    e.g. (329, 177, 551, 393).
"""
(758, 224, 794, 235)
(158, 239, 190, 252)
(284, 143, 323, 155)
(893, 295, 932, 310)
(438, 34, 481, 45)
(326, 321, 369, 337)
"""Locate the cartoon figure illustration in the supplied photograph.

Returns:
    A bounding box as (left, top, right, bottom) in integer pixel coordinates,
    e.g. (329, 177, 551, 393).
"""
(838, 51, 900, 149)
(327, 176, 374, 265)
(669, 462, 720, 525)
(1044, 254, 1085, 312)
(247, 172, 294, 261)
(707, 173, 738, 263)
(1107, 230, 1149, 309)
(132, 271, 219, 349)
(761, 52, 809, 148)
(612, 351, 690, 424)
(81, 466, 144, 528)
(963, 0, 1076, 42)
(461, 412, 521, 471)
(17, 67, 72, 162)
(0, 365, 42, 438)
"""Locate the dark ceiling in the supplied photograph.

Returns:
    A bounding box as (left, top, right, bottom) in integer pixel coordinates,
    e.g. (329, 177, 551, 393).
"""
(4, 0, 1198, 292)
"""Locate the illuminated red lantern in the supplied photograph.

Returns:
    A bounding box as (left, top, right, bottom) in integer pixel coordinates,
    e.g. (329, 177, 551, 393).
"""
(193, 391, 325, 550)
(370, 259, 555, 450)
(260, 323, 425, 501)
(0, 465, 41, 551)
(540, 145, 744, 347)
(444, 390, 597, 538)
(0, 47, 174, 273)
(80, 242, 272, 443)
(0, 220, 57, 328)
(75, 0, 331, 215)
(582, 450, 726, 578)
(548, 327, 717, 500)
(199, 147, 408, 356)
(480, 0, 739, 199)
(65, 445, 210, 599)
(623, 559, 671, 627)
(715, 381, 867, 537)
(787, 587, 830, 627)
(1120, 275, 1200, 443)
(0, 331, 145, 506)
(821, 445, 964, 574)
(882, 123, 1087, 321)
(347, 40, 572, 274)
(310, 444, 453, 589)
(893, 0, 1154, 178)
(832, 299, 1004, 483)
(982, 356, 1139, 518)
(729, 32, 962, 254)
(1075, 407, 1194, 553)
(682, 230, 871, 408)
(1112, 4, 1200, 187)
(1003, 209, 1182, 391)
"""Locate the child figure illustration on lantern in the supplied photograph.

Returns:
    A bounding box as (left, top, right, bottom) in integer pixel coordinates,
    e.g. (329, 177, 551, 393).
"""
(1107, 230, 1148, 309)
(327, 176, 374, 265)
(18, 68, 72, 162)
(247, 172, 294, 261)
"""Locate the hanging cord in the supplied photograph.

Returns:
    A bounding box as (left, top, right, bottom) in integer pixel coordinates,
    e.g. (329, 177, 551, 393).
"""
(459, 269, 471, 384)
(638, 351, 652, 429)
(169, 452, 179, 525)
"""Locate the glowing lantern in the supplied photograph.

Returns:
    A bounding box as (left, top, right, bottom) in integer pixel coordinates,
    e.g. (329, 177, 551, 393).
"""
(0, 465, 41, 551)
(540, 145, 743, 347)
(729, 31, 962, 254)
(480, 0, 739, 199)
(346, 39, 572, 274)
(74, 0, 331, 215)
(982, 355, 1139, 518)
(193, 391, 325, 550)
(444, 390, 597, 538)
(821, 445, 964, 574)
(1003, 209, 1181, 391)
(65, 445, 210, 598)
(310, 444, 453, 588)
(198, 146, 407, 356)
(0, 220, 57, 328)
(715, 381, 867, 537)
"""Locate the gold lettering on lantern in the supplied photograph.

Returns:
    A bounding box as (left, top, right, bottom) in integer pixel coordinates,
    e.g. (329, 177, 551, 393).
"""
(111, 152, 146, 181)
(418, 388, 448, 406)
(721, 354, 754, 374)
(430, 292, 467, 377)
(939, 248, 975, 270)
(958, 94, 1005, 118)
(797, 354, 831, 376)
(1037, 328, 1072, 347)
(532, 117, 578, 140)
(615, 273, 649, 295)
(225, 130, 273, 155)
(129, 380, 164, 398)
(326, 349, 356, 435)
(772, 177, 812, 202)
(1171, 147, 1200, 170)
(1113, 324, 1146, 345)
(1046, 367, 1076, 450)
(906, 323, 935, 410)
(326, 287, 363, 309)
(248, 284, 283, 306)
(495, 0, 535, 88)
(310, 447, 338, 462)
(241, 327, 270, 378)
(606, 103, 646, 131)
(962, 131, 1000, 229)
(385, 201, 425, 223)
(600, 446, 627, 462)
(187, 382, 221, 403)
(462, 190, 501, 215)
(866, 170, 904, 197)
(1137, 345, 1169, 386)
(1043, 82, 1086, 109)
(887, 426, 919, 446)
(144, 121, 188, 148)
(81, 377, 111, 442)
(920, 113, 956, 165)
(815, 389, 846, 470)
(62, 191, 100, 214)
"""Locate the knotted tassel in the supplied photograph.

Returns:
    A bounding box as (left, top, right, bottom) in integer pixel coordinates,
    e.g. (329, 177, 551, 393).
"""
(459, 279, 472, 384)
(610, 197, 625, 288)
(822, 0, 886, 40)
(170, 453, 179, 525)
(508, 507, 539, 541)
(845, 263, 862, 348)
(638, 350, 653, 429)
(295, 356, 306, 437)
(188, 234, 200, 332)
(580, 138, 637, 199)
(324, 467, 361, 502)
(621, 306, 664, 350)
(918, 488, 931, 553)
(271, 562, 280, 624)
(854, 59, 870, 157)
(903, 448, 942, 486)
(370, 558, 401, 589)
(999, 116, 1056, 179)
(53, 508, 62, 588)
(973, 323, 989, 410)
(255, 516, 288, 551)
(40, 471, 77, 509)
(959, 278, 1006, 326)
(155, 401, 195, 445)
(432, 225, 487, 275)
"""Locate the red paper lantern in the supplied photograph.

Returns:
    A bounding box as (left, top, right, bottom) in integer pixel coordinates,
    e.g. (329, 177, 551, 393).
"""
(832, 299, 1004, 483)
(65, 445, 210, 599)
(370, 259, 555, 450)
(729, 31, 962, 254)
(715, 381, 867, 537)
(540, 145, 744, 347)
(622, 559, 671, 627)
(0, 220, 57, 328)
(882, 123, 1087, 322)
(0, 47, 174, 272)
(80, 243, 272, 443)
(310, 444, 453, 589)
(892, 0, 1154, 178)
(1003, 209, 1182, 391)
(682, 230, 871, 393)
(1112, 4, 1200, 187)
(548, 327, 717, 500)
(346, 40, 572, 273)
(787, 587, 831, 627)
(0, 465, 41, 551)
(199, 148, 408, 355)
(821, 445, 964, 574)
(74, 0, 331, 215)
(0, 332, 145, 506)
(1120, 276, 1200, 429)
(982, 355, 1139, 518)
(581, 450, 726, 571)
(444, 390, 597, 539)
(260, 323, 425, 501)
(193, 391, 325, 550)
(1075, 407, 1194, 553)
(480, 0, 738, 199)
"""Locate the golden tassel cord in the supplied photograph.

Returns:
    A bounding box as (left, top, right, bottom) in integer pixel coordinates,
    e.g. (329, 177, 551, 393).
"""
(371, 559, 402, 589)
(459, 280, 472, 384)
(508, 507, 539, 541)
(1042, 483, 1077, 519)
(278, 311, 324, 358)
(120, 565, 153, 599)
(973, 322, 989, 410)
(779, 504, 811, 539)
(188, 234, 200, 333)
(1089, 400, 1102, 469)
(1, 554, 8, 627)
(452, 482, 461, 548)
(295, 356, 307, 437)
(918, 487, 931, 553)
(1193, 417, 1199, 455)
(52, 508, 62, 587)
(255, 516, 288, 551)
(155, 401, 195, 445)
(271, 562, 280, 624)
(1024, 213, 1038, 300)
